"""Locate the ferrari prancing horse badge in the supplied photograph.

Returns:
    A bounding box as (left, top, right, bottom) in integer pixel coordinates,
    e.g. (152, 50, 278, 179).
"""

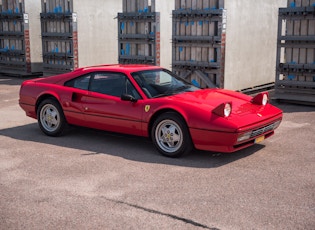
(145, 105, 150, 112)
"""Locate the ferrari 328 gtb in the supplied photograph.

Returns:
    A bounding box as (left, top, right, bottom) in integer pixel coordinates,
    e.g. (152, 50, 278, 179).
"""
(19, 64, 282, 157)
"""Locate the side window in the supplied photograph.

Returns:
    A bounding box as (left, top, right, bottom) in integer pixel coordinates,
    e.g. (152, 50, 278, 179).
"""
(90, 72, 124, 97)
(64, 74, 91, 90)
(90, 72, 141, 99)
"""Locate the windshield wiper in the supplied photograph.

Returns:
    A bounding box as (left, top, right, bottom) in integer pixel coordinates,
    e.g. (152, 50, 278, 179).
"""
(152, 86, 190, 98)
(174, 85, 190, 92)
(152, 92, 176, 98)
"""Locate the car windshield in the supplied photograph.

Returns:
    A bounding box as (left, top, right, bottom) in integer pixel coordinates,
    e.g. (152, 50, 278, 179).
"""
(131, 69, 199, 98)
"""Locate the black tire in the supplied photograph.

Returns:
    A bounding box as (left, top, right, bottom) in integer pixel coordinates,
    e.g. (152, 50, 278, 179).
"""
(151, 112, 193, 157)
(37, 98, 67, 136)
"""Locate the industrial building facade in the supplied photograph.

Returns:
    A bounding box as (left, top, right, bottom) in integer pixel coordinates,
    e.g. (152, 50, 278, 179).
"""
(1, 0, 314, 104)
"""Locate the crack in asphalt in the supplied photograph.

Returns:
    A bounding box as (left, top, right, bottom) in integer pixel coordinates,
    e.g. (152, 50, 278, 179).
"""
(104, 197, 220, 230)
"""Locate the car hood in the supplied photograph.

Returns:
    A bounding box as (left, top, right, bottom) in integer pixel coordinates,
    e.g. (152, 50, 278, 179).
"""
(167, 89, 282, 131)
(171, 88, 253, 111)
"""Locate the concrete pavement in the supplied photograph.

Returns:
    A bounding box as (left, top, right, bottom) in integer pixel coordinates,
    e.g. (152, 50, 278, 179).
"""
(0, 76, 314, 229)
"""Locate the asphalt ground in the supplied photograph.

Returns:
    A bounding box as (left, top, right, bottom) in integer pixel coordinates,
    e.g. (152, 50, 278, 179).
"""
(0, 75, 314, 230)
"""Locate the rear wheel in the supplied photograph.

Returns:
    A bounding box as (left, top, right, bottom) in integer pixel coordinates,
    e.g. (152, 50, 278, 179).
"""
(151, 112, 193, 157)
(37, 98, 66, 136)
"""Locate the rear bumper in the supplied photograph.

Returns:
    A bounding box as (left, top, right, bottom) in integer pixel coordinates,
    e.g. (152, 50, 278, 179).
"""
(190, 117, 282, 153)
(19, 102, 37, 119)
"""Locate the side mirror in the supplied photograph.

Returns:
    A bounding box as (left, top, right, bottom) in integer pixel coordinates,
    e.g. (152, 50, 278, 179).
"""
(121, 94, 138, 102)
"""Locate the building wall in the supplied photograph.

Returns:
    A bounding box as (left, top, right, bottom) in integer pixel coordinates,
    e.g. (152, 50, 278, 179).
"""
(224, 0, 287, 90)
(74, 0, 122, 67)
(155, 0, 174, 70)
(22, 0, 289, 88)
(74, 0, 174, 69)
(25, 0, 42, 72)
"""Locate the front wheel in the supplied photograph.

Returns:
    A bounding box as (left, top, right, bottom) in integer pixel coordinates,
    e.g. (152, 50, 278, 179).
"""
(37, 98, 67, 136)
(151, 112, 193, 157)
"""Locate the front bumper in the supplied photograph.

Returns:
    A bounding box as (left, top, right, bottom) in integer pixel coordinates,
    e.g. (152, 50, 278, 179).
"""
(190, 117, 282, 153)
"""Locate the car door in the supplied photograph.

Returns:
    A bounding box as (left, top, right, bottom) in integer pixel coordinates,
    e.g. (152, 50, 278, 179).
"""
(63, 73, 91, 126)
(82, 72, 145, 136)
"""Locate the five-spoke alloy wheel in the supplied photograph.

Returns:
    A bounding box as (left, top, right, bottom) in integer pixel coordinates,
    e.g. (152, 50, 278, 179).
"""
(152, 112, 192, 157)
(37, 98, 66, 136)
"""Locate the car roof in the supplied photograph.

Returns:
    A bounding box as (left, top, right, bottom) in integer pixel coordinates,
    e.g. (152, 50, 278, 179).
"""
(33, 64, 164, 85)
(77, 64, 162, 73)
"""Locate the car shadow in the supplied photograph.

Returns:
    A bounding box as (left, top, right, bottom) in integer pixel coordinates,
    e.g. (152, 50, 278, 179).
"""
(0, 122, 265, 169)
(271, 99, 315, 113)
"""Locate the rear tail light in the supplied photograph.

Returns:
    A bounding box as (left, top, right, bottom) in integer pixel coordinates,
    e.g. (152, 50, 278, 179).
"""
(252, 92, 269, 106)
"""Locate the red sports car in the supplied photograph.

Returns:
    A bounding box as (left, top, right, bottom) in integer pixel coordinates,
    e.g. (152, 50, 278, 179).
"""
(19, 64, 282, 157)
